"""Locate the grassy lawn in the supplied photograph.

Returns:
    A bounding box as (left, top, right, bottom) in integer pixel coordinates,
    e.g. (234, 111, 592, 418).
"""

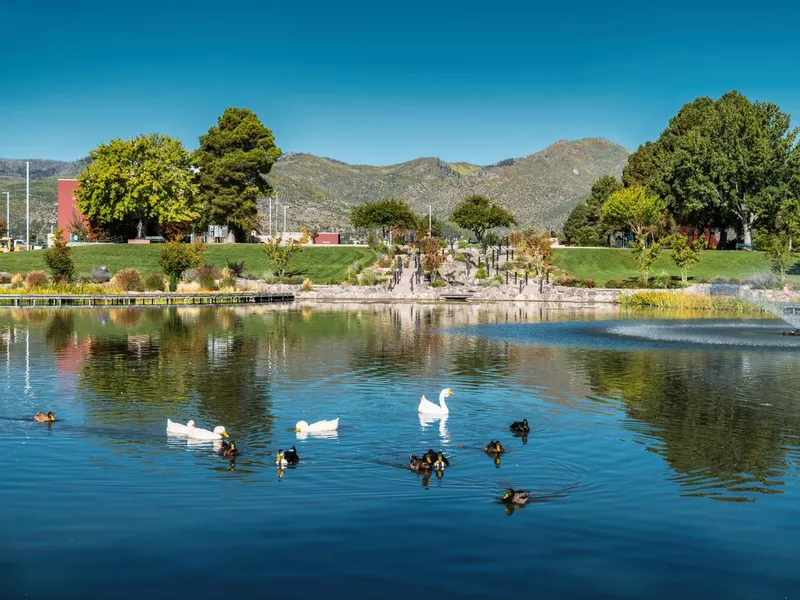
(0, 244, 376, 284)
(552, 247, 790, 284)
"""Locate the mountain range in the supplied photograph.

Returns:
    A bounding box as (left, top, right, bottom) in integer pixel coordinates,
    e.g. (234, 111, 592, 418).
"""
(0, 138, 629, 241)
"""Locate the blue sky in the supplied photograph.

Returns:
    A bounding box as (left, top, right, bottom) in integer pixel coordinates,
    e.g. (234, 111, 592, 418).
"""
(3, 0, 800, 165)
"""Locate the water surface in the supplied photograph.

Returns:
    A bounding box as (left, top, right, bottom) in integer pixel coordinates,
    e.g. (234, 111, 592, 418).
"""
(1, 303, 798, 599)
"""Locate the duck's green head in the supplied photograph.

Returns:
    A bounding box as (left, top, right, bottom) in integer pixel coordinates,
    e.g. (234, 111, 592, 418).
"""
(502, 489, 514, 501)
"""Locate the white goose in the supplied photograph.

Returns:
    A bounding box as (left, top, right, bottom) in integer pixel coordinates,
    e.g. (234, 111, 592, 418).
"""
(418, 388, 454, 416)
(166, 419, 195, 435)
(295, 418, 339, 433)
(185, 423, 230, 440)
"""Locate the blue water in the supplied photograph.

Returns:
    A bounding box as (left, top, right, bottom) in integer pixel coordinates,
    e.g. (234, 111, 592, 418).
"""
(1, 305, 798, 599)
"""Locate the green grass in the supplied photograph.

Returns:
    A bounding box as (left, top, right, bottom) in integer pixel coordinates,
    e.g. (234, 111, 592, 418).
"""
(552, 248, 788, 284)
(0, 244, 377, 284)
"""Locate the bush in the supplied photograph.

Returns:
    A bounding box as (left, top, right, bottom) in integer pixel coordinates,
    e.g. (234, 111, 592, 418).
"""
(377, 256, 393, 269)
(359, 269, 379, 286)
(219, 277, 237, 290)
(42, 229, 75, 283)
(555, 276, 596, 288)
(10, 273, 24, 288)
(143, 273, 166, 292)
(225, 260, 245, 277)
(430, 276, 445, 288)
(458, 240, 468, 249)
(743, 273, 777, 290)
(301, 278, 313, 291)
(87, 266, 111, 284)
(111, 269, 143, 292)
(475, 267, 488, 279)
(0, 272, 10, 284)
(196, 266, 219, 291)
(24, 271, 48, 289)
(159, 240, 207, 289)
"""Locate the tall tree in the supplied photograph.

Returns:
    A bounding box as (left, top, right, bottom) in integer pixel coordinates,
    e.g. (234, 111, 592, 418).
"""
(601, 185, 667, 242)
(75, 134, 198, 238)
(350, 200, 417, 238)
(193, 108, 281, 241)
(562, 175, 623, 246)
(450, 195, 516, 242)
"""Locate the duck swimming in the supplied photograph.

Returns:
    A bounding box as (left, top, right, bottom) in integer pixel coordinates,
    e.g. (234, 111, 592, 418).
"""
(295, 418, 339, 433)
(509, 419, 530, 434)
(276, 446, 299, 467)
(409, 455, 433, 474)
(501, 489, 531, 505)
(422, 448, 449, 469)
(185, 423, 229, 441)
(484, 441, 505, 456)
(217, 440, 239, 459)
(166, 419, 195, 435)
(418, 388, 454, 416)
(33, 412, 56, 423)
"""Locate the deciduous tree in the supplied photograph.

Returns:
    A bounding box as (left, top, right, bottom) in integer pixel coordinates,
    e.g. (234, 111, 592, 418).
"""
(669, 234, 706, 283)
(450, 195, 516, 242)
(76, 134, 198, 239)
(602, 186, 667, 242)
(262, 236, 303, 278)
(351, 200, 417, 238)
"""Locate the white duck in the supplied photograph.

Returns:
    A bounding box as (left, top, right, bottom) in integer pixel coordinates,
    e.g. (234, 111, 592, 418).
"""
(418, 388, 454, 416)
(185, 423, 230, 440)
(295, 418, 339, 433)
(166, 419, 195, 435)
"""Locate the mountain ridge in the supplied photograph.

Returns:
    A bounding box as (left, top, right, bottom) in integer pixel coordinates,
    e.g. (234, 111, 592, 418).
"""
(0, 137, 630, 240)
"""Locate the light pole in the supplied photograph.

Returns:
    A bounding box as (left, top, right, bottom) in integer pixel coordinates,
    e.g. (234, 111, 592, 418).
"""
(26, 161, 30, 249)
(2, 192, 8, 237)
(427, 204, 432, 237)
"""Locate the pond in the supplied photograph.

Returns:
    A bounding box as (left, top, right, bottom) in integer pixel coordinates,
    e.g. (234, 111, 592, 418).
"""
(1, 303, 798, 599)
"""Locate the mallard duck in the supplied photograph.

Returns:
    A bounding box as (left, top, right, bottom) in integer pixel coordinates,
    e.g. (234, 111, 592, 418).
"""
(409, 455, 433, 474)
(166, 418, 195, 434)
(218, 440, 239, 459)
(276, 445, 299, 467)
(418, 388, 454, 416)
(33, 411, 56, 423)
(422, 448, 449, 469)
(484, 440, 505, 455)
(501, 488, 531, 505)
(509, 419, 530, 434)
(185, 423, 229, 440)
(295, 418, 339, 433)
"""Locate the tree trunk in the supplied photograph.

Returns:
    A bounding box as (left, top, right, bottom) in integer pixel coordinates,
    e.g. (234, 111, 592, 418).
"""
(682, 270, 687, 283)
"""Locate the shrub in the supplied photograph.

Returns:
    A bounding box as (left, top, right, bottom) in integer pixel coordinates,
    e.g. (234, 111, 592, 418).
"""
(475, 267, 488, 279)
(225, 260, 245, 277)
(143, 273, 166, 292)
(301, 278, 313, 291)
(605, 279, 621, 288)
(458, 240, 468, 249)
(620, 291, 762, 313)
(0, 272, 10, 284)
(10, 273, 24, 288)
(159, 240, 207, 289)
(430, 276, 445, 288)
(555, 276, 596, 288)
(743, 273, 777, 290)
(377, 256, 393, 269)
(87, 266, 111, 283)
(359, 269, 378, 286)
(24, 271, 48, 289)
(42, 228, 75, 282)
(219, 277, 237, 290)
(196, 266, 219, 291)
(111, 269, 143, 292)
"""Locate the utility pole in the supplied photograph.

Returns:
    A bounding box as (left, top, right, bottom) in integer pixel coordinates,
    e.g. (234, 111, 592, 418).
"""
(268, 197, 272, 240)
(2, 192, 8, 237)
(26, 162, 30, 248)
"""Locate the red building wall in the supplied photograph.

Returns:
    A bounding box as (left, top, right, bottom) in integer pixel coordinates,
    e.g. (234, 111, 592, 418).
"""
(57, 179, 84, 242)
(315, 233, 340, 245)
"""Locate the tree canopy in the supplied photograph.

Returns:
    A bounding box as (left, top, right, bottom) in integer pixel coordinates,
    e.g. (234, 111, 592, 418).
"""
(450, 195, 516, 242)
(602, 185, 667, 242)
(75, 134, 198, 239)
(193, 108, 281, 241)
(350, 200, 417, 238)
(562, 175, 623, 246)
(623, 91, 800, 246)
